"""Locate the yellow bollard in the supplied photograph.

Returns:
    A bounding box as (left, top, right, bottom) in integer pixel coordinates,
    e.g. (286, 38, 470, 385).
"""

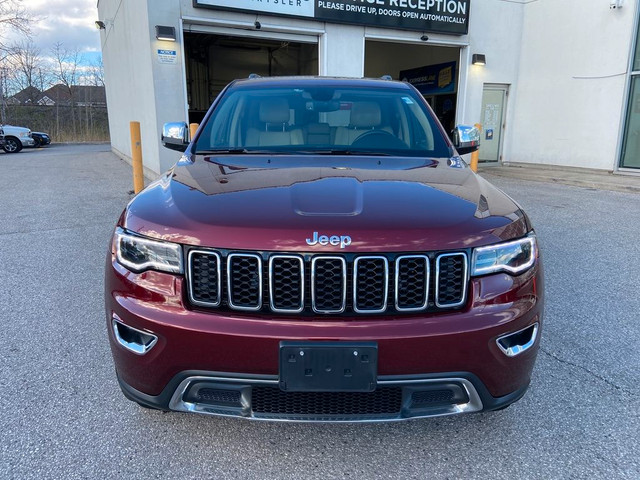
(470, 123, 482, 172)
(189, 123, 199, 141)
(129, 121, 144, 194)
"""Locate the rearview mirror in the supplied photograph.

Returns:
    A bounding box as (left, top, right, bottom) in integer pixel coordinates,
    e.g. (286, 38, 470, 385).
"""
(453, 125, 480, 156)
(161, 122, 189, 152)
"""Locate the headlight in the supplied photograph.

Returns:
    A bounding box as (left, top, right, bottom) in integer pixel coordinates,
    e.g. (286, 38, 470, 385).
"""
(471, 235, 537, 276)
(115, 227, 183, 274)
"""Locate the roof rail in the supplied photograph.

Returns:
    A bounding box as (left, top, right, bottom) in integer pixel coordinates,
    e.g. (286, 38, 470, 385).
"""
(248, 73, 261, 79)
(380, 75, 393, 81)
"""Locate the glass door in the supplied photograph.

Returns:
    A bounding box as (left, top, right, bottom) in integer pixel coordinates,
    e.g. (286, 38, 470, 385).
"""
(479, 85, 508, 163)
(620, 79, 640, 168)
(620, 15, 640, 169)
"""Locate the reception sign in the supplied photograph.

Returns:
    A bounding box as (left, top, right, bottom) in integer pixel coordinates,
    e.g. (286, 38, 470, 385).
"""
(194, 0, 470, 35)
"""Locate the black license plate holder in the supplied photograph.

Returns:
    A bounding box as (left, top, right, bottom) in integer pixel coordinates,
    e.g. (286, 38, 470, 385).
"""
(279, 341, 378, 392)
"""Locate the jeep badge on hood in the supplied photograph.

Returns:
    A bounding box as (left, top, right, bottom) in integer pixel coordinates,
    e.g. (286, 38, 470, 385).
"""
(306, 232, 352, 249)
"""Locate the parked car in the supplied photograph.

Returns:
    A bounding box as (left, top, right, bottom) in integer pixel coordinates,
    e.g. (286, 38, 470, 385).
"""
(31, 132, 51, 147)
(1, 124, 35, 153)
(105, 76, 544, 422)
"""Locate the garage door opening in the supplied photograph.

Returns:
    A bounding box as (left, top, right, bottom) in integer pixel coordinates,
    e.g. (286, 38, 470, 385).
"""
(184, 33, 318, 124)
(365, 40, 460, 134)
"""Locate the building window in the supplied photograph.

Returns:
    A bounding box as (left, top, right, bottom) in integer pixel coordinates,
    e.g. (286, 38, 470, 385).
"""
(620, 15, 640, 169)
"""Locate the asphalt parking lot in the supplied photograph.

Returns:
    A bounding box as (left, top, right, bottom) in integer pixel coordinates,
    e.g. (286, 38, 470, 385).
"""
(1, 144, 639, 479)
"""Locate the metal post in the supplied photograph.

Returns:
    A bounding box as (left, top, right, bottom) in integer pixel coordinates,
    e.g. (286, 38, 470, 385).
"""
(189, 123, 199, 141)
(129, 121, 144, 194)
(470, 123, 482, 172)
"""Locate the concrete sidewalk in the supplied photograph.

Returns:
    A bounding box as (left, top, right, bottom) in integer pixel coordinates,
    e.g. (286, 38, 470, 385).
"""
(478, 163, 640, 194)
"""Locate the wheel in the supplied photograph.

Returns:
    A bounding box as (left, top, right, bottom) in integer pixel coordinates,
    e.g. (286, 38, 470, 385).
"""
(3, 137, 22, 153)
(32, 137, 41, 148)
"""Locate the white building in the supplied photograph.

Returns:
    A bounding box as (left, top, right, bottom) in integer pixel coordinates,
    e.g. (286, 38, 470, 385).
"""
(97, 0, 640, 176)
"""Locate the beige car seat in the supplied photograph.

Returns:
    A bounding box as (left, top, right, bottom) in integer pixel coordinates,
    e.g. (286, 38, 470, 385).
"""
(245, 98, 303, 147)
(334, 102, 391, 145)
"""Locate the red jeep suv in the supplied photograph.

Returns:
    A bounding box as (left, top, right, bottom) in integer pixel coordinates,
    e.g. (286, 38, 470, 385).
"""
(105, 76, 543, 421)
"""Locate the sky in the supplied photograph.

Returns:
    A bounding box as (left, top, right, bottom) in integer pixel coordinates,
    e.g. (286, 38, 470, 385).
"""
(11, 0, 101, 64)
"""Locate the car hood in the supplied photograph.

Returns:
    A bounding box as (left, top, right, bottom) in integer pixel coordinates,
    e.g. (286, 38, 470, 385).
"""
(123, 155, 529, 251)
(2, 125, 30, 133)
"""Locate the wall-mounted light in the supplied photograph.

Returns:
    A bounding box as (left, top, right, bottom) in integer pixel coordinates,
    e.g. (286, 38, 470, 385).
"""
(155, 25, 176, 42)
(472, 54, 486, 66)
(95, 20, 106, 30)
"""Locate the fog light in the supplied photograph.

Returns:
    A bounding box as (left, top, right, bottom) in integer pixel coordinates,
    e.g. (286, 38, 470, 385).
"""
(112, 315, 158, 355)
(496, 323, 538, 357)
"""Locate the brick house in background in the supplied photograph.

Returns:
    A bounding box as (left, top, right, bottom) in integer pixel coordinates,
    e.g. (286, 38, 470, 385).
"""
(8, 85, 106, 107)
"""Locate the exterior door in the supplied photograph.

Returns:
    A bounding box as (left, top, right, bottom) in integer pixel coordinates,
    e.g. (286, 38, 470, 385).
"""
(479, 85, 508, 163)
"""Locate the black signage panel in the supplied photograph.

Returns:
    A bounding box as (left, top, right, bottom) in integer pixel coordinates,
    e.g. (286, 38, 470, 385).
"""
(315, 0, 470, 35)
(194, 0, 470, 35)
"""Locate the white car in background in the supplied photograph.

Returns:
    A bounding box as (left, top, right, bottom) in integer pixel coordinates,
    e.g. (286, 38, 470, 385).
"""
(1, 124, 36, 153)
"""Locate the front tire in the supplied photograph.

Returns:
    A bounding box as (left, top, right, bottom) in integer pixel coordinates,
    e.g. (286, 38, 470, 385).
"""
(3, 137, 22, 153)
(32, 137, 41, 148)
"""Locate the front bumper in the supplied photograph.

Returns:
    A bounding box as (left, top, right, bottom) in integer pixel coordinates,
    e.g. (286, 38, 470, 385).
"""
(106, 253, 543, 421)
(118, 370, 530, 422)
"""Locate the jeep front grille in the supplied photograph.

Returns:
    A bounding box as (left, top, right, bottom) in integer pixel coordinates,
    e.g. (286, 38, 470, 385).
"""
(187, 250, 468, 316)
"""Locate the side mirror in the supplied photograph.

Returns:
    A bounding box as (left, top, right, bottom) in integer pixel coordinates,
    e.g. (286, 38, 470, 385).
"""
(453, 124, 480, 156)
(161, 122, 189, 152)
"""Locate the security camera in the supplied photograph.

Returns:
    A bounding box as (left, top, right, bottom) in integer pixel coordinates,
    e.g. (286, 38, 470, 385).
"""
(610, 0, 623, 9)
(254, 21, 261, 29)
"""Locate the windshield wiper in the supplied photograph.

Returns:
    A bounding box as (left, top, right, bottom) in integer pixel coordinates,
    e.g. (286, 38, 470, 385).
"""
(197, 148, 298, 154)
(196, 148, 254, 154)
(299, 149, 391, 156)
(196, 148, 392, 156)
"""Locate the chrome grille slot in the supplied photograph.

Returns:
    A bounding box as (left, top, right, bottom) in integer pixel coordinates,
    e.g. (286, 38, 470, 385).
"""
(188, 250, 222, 307)
(227, 253, 262, 311)
(311, 257, 347, 314)
(395, 255, 429, 311)
(435, 253, 468, 308)
(269, 255, 304, 313)
(353, 256, 388, 313)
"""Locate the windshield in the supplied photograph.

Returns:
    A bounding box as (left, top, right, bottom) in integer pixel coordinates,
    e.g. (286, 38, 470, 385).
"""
(194, 85, 451, 157)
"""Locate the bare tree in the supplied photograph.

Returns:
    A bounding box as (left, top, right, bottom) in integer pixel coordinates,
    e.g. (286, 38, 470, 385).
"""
(0, 0, 33, 121)
(0, 0, 31, 53)
(7, 40, 46, 100)
(51, 42, 81, 136)
(88, 57, 105, 87)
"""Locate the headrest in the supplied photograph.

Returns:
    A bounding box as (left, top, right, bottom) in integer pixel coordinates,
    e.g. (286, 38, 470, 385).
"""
(350, 102, 381, 128)
(259, 98, 290, 124)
